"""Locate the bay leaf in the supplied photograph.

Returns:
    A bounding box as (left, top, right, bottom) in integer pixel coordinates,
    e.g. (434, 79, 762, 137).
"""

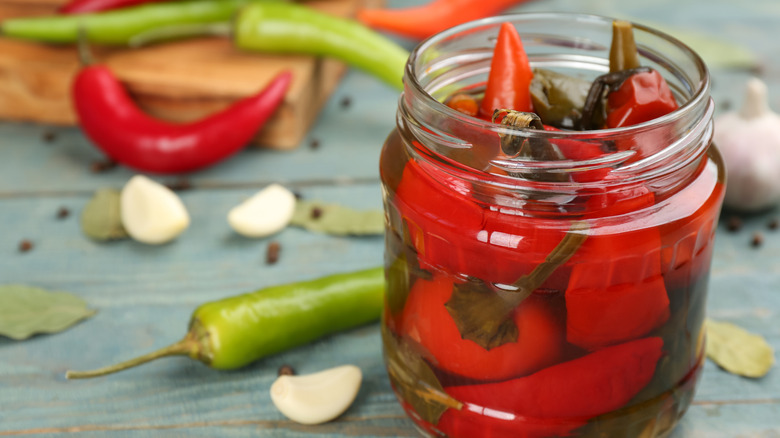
(381, 324, 461, 425)
(0, 285, 96, 340)
(290, 200, 384, 236)
(81, 188, 128, 241)
(705, 318, 774, 378)
(445, 221, 588, 350)
(446, 279, 520, 350)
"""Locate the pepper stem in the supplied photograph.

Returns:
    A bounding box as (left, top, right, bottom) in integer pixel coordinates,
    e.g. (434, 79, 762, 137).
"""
(609, 20, 640, 73)
(65, 337, 195, 379)
(513, 220, 589, 293)
(76, 27, 95, 67)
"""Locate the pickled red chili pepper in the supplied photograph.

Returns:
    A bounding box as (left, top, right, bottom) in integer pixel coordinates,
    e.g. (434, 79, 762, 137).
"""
(60, 0, 160, 14)
(581, 21, 679, 130)
(565, 228, 670, 350)
(398, 274, 565, 381)
(479, 23, 534, 119)
(394, 159, 571, 285)
(606, 69, 679, 128)
(438, 337, 664, 437)
(357, 0, 534, 41)
(73, 65, 291, 174)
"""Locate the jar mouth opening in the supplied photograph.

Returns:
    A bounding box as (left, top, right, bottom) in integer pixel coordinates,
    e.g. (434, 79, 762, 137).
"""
(405, 12, 710, 140)
(401, 12, 712, 184)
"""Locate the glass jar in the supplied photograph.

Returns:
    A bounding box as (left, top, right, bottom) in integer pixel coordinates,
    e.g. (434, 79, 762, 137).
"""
(379, 13, 724, 438)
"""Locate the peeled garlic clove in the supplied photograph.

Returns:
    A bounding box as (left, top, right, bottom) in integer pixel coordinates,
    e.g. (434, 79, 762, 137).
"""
(228, 183, 296, 237)
(270, 364, 362, 425)
(120, 175, 190, 245)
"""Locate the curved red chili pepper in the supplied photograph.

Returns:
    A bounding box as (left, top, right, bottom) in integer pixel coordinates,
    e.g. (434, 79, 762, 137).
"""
(60, 0, 160, 14)
(357, 0, 534, 41)
(438, 337, 664, 437)
(73, 66, 291, 174)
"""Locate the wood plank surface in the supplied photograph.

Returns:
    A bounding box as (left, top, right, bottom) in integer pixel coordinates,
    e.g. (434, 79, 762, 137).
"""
(2, 0, 780, 436)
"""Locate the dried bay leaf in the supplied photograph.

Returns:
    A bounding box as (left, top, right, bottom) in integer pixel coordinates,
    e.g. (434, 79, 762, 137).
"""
(0, 285, 96, 340)
(445, 221, 588, 350)
(81, 188, 128, 241)
(706, 318, 774, 378)
(446, 280, 521, 350)
(381, 324, 461, 425)
(290, 200, 384, 236)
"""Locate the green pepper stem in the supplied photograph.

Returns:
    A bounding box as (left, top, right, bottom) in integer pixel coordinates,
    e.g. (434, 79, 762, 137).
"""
(513, 220, 589, 294)
(65, 337, 195, 379)
(76, 27, 95, 67)
(128, 22, 232, 48)
(609, 20, 640, 73)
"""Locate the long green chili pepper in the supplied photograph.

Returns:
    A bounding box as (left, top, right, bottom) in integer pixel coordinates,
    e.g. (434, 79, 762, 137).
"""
(234, 2, 409, 90)
(0, 0, 260, 45)
(65, 267, 384, 378)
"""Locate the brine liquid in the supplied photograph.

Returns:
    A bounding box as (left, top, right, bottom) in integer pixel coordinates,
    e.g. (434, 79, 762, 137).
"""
(380, 131, 725, 438)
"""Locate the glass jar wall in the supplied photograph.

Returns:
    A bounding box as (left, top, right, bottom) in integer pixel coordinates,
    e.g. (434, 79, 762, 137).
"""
(379, 13, 724, 438)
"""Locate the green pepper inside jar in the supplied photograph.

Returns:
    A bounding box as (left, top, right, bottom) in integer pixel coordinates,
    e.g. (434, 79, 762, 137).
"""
(379, 13, 724, 438)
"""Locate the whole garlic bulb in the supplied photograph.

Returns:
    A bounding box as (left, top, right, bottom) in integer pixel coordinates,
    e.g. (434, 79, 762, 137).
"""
(713, 77, 780, 212)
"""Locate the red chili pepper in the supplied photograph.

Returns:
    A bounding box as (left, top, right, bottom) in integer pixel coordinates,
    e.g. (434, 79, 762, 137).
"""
(446, 93, 479, 117)
(479, 22, 534, 119)
(394, 159, 568, 284)
(357, 0, 533, 41)
(659, 158, 724, 288)
(565, 190, 670, 350)
(398, 274, 565, 381)
(60, 0, 159, 14)
(73, 66, 291, 174)
(438, 336, 664, 437)
(543, 125, 610, 182)
(606, 69, 678, 128)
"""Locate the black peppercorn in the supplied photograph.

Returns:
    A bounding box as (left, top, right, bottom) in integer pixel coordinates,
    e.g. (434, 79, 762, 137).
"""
(751, 232, 764, 248)
(90, 159, 118, 173)
(18, 240, 33, 253)
(726, 216, 742, 232)
(278, 364, 296, 376)
(57, 207, 70, 219)
(266, 241, 281, 264)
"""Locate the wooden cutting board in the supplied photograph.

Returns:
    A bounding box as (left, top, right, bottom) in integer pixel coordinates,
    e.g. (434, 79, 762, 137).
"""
(0, 0, 378, 150)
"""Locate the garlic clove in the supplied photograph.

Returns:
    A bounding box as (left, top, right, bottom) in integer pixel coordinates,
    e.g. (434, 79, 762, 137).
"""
(120, 175, 190, 245)
(270, 364, 362, 425)
(228, 183, 296, 238)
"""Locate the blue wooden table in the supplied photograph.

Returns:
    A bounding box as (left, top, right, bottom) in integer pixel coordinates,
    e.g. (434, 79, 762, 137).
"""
(2, 0, 780, 436)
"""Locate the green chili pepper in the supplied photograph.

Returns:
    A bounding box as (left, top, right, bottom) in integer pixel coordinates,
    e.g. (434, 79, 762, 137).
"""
(233, 2, 409, 90)
(65, 267, 384, 378)
(0, 0, 255, 45)
(529, 68, 591, 129)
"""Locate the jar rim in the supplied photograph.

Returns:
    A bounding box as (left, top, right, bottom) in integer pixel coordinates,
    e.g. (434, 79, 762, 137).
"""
(404, 12, 710, 140)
